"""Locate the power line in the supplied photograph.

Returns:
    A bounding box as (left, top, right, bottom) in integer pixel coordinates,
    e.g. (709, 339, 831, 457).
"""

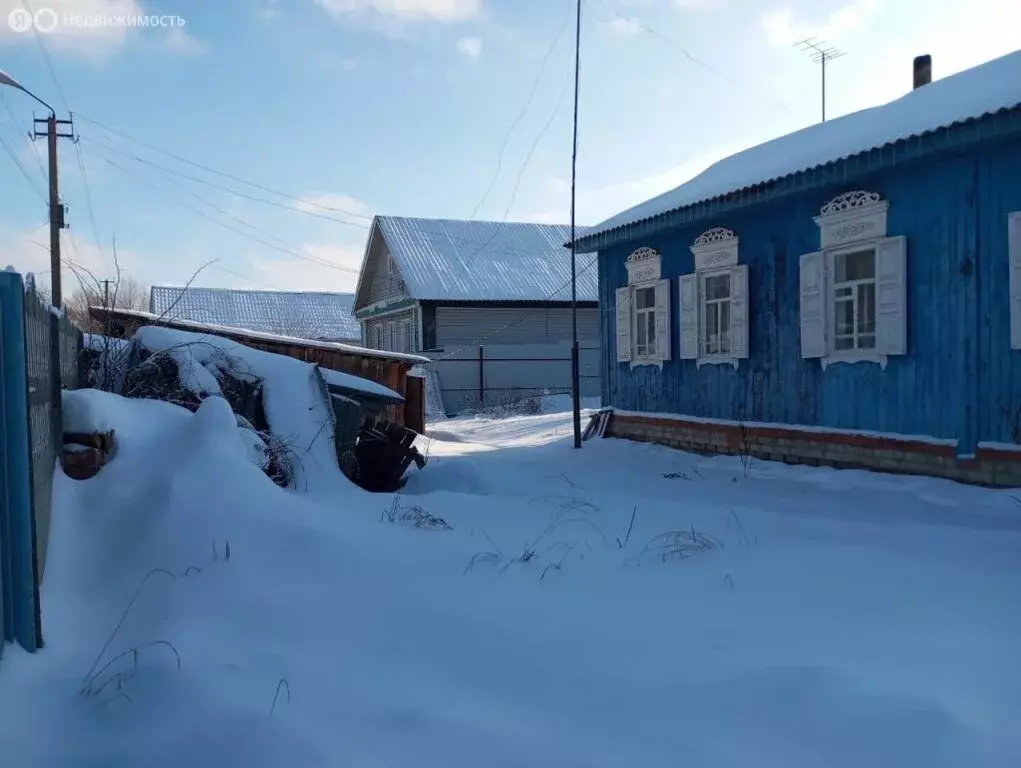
(78, 132, 370, 230)
(604, 8, 805, 119)
(85, 144, 362, 276)
(0, 129, 47, 200)
(0, 89, 47, 185)
(468, 0, 574, 220)
(74, 113, 376, 221)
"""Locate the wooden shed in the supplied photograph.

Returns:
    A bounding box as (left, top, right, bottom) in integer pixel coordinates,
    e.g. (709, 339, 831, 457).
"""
(88, 306, 429, 432)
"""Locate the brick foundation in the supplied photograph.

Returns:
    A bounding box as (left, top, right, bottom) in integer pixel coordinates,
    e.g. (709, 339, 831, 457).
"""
(604, 412, 1021, 488)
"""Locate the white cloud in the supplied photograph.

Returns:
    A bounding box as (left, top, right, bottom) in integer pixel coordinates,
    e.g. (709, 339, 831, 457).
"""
(455, 35, 481, 57)
(602, 16, 642, 37)
(250, 243, 365, 292)
(522, 143, 746, 227)
(0, 0, 202, 58)
(293, 192, 373, 220)
(761, 0, 882, 47)
(0, 222, 139, 298)
(674, 0, 718, 8)
(312, 0, 481, 23)
(160, 24, 204, 54)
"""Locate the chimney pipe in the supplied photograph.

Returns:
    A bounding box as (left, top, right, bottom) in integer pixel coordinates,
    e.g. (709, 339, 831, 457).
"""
(913, 55, 932, 89)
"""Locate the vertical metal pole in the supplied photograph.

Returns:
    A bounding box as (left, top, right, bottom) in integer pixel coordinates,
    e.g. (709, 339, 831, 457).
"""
(569, 0, 582, 449)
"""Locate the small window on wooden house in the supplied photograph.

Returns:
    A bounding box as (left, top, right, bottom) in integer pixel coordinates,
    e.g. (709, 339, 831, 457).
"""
(616, 247, 671, 368)
(680, 227, 748, 368)
(374, 325, 384, 350)
(800, 191, 906, 369)
(1010, 211, 1021, 350)
(388, 321, 397, 351)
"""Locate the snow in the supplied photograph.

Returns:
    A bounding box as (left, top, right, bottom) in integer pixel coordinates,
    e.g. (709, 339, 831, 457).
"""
(318, 366, 402, 401)
(149, 286, 361, 343)
(2, 396, 1020, 766)
(90, 305, 430, 364)
(612, 409, 961, 448)
(62, 389, 113, 434)
(48, 305, 65, 319)
(977, 441, 1021, 453)
(376, 216, 599, 302)
(584, 49, 1021, 242)
(134, 326, 351, 495)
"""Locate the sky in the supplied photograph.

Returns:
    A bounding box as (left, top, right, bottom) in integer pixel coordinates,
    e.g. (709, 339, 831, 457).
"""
(0, 0, 1019, 298)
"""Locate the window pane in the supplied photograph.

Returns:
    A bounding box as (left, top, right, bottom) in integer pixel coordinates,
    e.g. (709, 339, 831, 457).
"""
(720, 301, 731, 354)
(636, 315, 648, 347)
(858, 334, 876, 349)
(835, 249, 875, 282)
(635, 287, 655, 309)
(857, 282, 876, 334)
(835, 297, 854, 337)
(646, 313, 657, 346)
(705, 274, 730, 301)
(706, 303, 719, 354)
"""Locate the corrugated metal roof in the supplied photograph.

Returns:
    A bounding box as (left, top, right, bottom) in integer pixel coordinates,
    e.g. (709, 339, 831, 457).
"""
(581, 49, 1021, 245)
(149, 286, 361, 341)
(376, 217, 598, 302)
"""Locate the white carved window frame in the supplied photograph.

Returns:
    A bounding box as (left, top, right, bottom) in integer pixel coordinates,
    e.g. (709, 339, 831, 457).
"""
(618, 247, 671, 370)
(804, 190, 907, 371)
(681, 227, 749, 369)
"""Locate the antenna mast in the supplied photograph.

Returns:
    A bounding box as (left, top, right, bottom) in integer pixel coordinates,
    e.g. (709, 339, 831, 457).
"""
(794, 38, 847, 122)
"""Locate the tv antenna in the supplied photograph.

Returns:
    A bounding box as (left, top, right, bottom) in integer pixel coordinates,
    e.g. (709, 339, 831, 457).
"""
(794, 38, 846, 122)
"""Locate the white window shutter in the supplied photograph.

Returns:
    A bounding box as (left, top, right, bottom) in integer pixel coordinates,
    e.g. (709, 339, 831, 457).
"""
(875, 235, 908, 356)
(1010, 212, 1021, 350)
(678, 273, 699, 360)
(799, 251, 826, 359)
(730, 264, 749, 359)
(654, 278, 672, 360)
(615, 287, 632, 362)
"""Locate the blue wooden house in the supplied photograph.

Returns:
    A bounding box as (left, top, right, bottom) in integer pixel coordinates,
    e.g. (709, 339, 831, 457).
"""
(574, 51, 1021, 486)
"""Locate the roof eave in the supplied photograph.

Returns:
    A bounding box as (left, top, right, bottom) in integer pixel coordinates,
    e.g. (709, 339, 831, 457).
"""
(574, 106, 1021, 254)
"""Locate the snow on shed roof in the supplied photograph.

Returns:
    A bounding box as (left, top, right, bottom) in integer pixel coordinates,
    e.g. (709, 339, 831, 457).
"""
(376, 216, 598, 302)
(90, 305, 429, 364)
(150, 286, 361, 342)
(582, 49, 1021, 245)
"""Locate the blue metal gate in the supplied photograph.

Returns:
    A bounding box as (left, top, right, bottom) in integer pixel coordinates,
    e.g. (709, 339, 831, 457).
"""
(0, 270, 40, 656)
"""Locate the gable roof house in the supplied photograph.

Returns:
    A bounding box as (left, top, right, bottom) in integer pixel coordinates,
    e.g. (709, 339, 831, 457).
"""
(576, 50, 1021, 487)
(149, 286, 362, 344)
(353, 216, 601, 413)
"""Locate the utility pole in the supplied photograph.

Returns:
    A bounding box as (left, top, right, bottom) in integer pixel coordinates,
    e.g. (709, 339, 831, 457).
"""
(569, 0, 582, 449)
(102, 279, 111, 308)
(794, 38, 846, 122)
(33, 114, 75, 309)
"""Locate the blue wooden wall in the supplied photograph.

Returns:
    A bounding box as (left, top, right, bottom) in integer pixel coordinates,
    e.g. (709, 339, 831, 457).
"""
(599, 134, 1021, 452)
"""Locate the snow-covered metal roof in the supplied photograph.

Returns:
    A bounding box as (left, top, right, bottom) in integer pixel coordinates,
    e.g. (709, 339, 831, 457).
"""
(149, 286, 361, 341)
(376, 217, 598, 302)
(581, 49, 1021, 246)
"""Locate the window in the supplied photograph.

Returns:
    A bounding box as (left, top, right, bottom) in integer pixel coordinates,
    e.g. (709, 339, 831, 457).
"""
(374, 325, 384, 350)
(702, 272, 732, 356)
(1010, 211, 1021, 351)
(387, 253, 395, 275)
(616, 247, 671, 367)
(388, 321, 396, 351)
(680, 227, 748, 367)
(633, 286, 657, 357)
(800, 190, 906, 368)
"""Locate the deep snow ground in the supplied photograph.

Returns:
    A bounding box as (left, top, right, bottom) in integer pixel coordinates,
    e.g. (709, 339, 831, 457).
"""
(1, 392, 1020, 767)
